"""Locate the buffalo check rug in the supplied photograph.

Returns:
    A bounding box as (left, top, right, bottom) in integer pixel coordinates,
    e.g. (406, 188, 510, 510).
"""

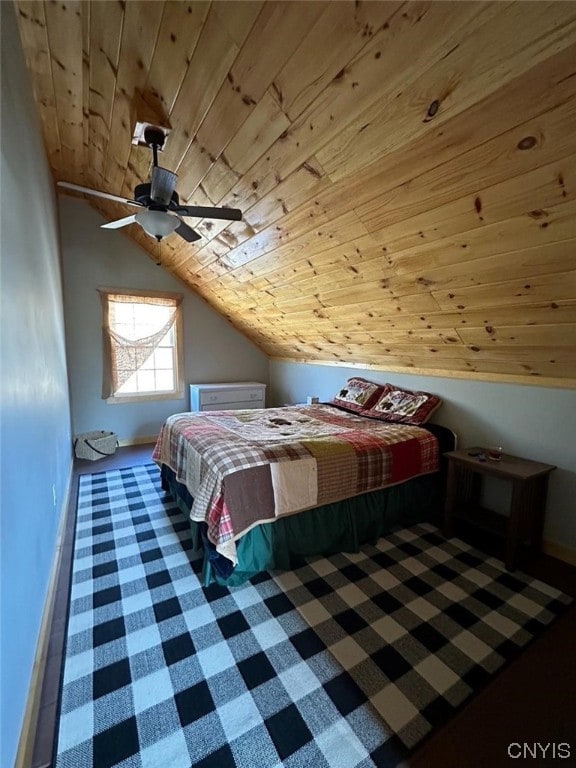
(54, 464, 571, 768)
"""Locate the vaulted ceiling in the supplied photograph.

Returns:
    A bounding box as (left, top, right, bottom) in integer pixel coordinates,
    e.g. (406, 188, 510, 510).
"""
(15, 0, 576, 388)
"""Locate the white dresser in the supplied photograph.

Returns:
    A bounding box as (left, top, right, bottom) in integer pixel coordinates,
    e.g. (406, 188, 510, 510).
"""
(189, 382, 266, 412)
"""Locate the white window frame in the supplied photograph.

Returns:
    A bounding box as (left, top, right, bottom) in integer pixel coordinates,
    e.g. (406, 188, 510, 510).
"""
(98, 287, 184, 404)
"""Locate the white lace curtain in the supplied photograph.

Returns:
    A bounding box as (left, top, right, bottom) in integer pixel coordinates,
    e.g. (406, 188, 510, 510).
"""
(99, 289, 182, 398)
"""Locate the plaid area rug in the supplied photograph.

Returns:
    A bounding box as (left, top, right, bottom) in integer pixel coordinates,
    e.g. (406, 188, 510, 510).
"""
(55, 464, 571, 768)
(273, 529, 572, 753)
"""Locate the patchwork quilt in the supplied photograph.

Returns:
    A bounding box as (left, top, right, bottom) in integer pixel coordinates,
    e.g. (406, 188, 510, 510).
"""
(153, 405, 439, 565)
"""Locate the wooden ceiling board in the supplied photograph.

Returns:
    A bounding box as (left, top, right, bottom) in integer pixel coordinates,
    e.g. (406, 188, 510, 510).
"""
(143, 1, 211, 120)
(102, 2, 165, 194)
(184, 156, 331, 277)
(43, 0, 83, 180)
(432, 270, 576, 310)
(241, 156, 330, 229)
(355, 97, 576, 237)
(318, 3, 576, 182)
(16, 2, 61, 168)
(210, 1, 264, 50)
(246, 301, 576, 334)
(14, 0, 576, 389)
(365, 155, 576, 256)
(86, 0, 124, 188)
(271, 0, 403, 121)
(320, 40, 576, 230)
(217, 2, 494, 211)
(154, 5, 245, 180)
(384, 199, 576, 275)
(221, 90, 290, 177)
(194, 1, 327, 155)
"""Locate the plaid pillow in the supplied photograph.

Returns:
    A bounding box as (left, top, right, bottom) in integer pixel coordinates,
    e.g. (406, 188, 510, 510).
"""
(364, 384, 441, 425)
(330, 377, 384, 414)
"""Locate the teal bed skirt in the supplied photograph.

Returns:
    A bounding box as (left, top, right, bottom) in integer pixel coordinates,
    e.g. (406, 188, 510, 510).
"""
(161, 465, 446, 587)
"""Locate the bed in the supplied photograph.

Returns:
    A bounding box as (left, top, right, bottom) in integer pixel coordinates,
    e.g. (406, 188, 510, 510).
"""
(153, 379, 455, 586)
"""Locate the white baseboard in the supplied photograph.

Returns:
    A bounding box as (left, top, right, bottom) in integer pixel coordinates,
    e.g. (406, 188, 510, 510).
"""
(117, 435, 158, 447)
(14, 463, 74, 768)
(542, 539, 576, 567)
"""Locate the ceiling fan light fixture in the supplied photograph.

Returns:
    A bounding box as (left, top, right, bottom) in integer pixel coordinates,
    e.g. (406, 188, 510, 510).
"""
(135, 210, 179, 241)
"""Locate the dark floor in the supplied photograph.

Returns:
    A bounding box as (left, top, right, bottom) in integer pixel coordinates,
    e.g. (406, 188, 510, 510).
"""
(31, 445, 576, 768)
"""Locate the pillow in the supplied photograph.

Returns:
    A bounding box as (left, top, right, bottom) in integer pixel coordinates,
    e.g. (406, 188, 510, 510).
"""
(364, 384, 441, 425)
(330, 377, 384, 414)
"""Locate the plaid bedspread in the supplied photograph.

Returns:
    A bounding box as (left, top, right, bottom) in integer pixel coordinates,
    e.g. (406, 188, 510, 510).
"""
(153, 404, 439, 564)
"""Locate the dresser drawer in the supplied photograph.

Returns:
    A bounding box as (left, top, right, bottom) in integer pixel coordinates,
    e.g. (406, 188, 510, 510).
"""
(200, 401, 262, 411)
(199, 387, 264, 407)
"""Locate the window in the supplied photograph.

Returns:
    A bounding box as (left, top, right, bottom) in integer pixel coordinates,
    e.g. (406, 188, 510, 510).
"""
(99, 288, 183, 403)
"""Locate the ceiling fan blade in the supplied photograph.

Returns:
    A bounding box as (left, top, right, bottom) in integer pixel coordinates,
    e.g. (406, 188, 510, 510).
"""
(175, 220, 202, 243)
(151, 166, 178, 206)
(175, 205, 242, 221)
(101, 215, 138, 229)
(57, 181, 143, 207)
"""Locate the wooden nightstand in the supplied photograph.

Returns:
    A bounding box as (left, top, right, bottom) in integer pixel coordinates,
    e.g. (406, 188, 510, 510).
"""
(443, 448, 556, 571)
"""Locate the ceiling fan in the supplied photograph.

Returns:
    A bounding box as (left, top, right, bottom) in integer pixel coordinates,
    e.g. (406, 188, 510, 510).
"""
(57, 126, 242, 243)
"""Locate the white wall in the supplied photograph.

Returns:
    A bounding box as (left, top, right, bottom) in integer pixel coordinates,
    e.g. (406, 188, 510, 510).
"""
(0, 5, 73, 765)
(59, 196, 269, 442)
(270, 360, 576, 554)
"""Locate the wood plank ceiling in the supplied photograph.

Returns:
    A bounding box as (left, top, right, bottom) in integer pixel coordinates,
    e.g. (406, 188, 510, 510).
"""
(15, 0, 576, 388)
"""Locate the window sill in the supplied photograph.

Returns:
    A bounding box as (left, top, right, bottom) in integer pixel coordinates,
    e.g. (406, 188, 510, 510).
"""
(105, 391, 184, 405)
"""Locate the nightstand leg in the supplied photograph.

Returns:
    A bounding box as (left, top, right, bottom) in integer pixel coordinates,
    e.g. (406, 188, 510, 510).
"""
(531, 475, 549, 559)
(508, 476, 549, 570)
(444, 460, 458, 538)
(507, 479, 527, 571)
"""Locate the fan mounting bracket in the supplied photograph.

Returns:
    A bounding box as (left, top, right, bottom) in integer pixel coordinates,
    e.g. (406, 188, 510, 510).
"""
(143, 125, 167, 150)
(132, 121, 170, 150)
